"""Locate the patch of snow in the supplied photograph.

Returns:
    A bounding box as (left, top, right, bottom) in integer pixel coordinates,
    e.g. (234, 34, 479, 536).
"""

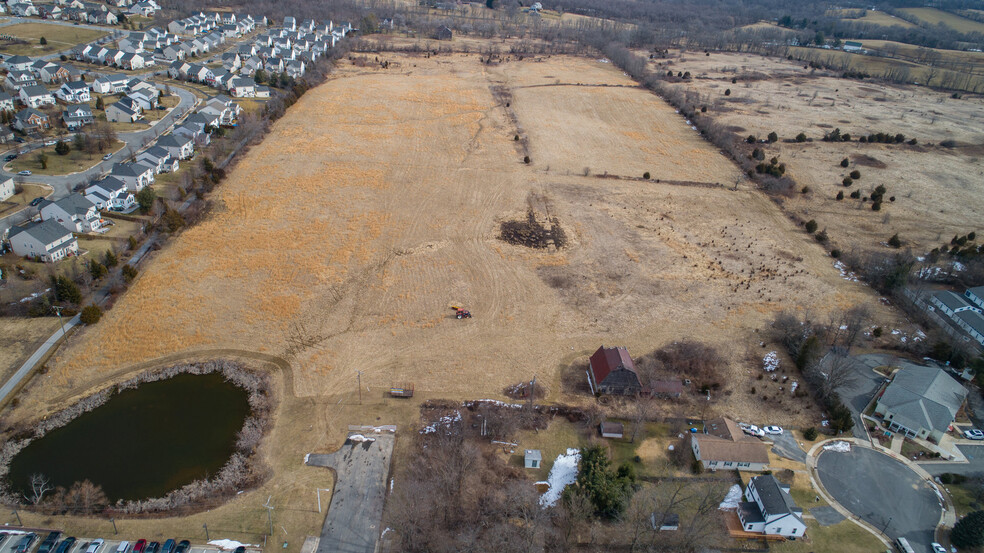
(667, 444, 675, 451)
(916, 256, 925, 262)
(19, 288, 50, 303)
(303, 453, 310, 464)
(349, 434, 375, 443)
(823, 441, 851, 453)
(719, 484, 742, 510)
(380, 528, 391, 538)
(954, 262, 966, 271)
(597, 58, 609, 63)
(208, 540, 257, 550)
(833, 261, 859, 282)
(421, 410, 463, 434)
(539, 448, 580, 507)
(763, 351, 779, 372)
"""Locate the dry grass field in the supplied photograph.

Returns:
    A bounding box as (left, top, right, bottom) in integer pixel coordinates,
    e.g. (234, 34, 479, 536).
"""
(660, 51, 984, 255)
(0, 317, 62, 383)
(844, 10, 918, 29)
(899, 7, 984, 34)
(0, 51, 906, 547)
(0, 22, 108, 56)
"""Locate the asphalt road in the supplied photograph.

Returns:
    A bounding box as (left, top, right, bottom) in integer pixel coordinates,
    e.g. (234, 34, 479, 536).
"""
(306, 433, 395, 553)
(817, 445, 942, 553)
(0, 84, 197, 237)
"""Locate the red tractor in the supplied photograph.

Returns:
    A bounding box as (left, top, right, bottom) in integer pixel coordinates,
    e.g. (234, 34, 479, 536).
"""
(456, 309, 472, 319)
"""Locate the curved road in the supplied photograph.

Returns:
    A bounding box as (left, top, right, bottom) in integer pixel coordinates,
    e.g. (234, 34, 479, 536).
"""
(817, 445, 942, 552)
(0, 84, 197, 236)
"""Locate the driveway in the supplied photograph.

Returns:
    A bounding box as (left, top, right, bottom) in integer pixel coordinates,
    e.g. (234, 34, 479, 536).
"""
(817, 445, 941, 552)
(825, 353, 889, 438)
(922, 444, 984, 476)
(306, 432, 395, 553)
(769, 431, 806, 464)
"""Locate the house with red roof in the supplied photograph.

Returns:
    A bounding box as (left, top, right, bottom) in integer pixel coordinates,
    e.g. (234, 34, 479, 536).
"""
(587, 345, 642, 396)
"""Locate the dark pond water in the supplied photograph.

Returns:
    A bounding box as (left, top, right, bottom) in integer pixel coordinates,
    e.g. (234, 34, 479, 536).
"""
(7, 372, 250, 502)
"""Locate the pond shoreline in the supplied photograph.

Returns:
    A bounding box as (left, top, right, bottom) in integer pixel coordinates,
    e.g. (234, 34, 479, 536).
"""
(0, 360, 273, 516)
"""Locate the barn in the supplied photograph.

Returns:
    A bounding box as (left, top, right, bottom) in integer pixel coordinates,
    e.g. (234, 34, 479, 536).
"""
(587, 345, 642, 396)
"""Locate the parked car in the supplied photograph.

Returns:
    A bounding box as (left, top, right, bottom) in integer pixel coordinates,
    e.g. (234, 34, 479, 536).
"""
(54, 537, 77, 553)
(964, 429, 984, 440)
(44, 140, 57, 146)
(102, 153, 113, 160)
(18, 170, 32, 176)
(116, 540, 130, 553)
(30, 196, 44, 206)
(160, 540, 175, 553)
(763, 426, 783, 435)
(15, 534, 38, 553)
(931, 543, 946, 553)
(38, 532, 61, 553)
(738, 422, 765, 437)
(233, 547, 244, 553)
(173, 540, 190, 553)
(0, 533, 10, 547)
(4, 155, 14, 162)
(134, 540, 147, 553)
(86, 539, 105, 553)
(146, 542, 160, 553)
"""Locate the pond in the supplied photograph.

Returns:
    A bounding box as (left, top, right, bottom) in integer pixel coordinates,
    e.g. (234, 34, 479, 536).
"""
(7, 372, 251, 502)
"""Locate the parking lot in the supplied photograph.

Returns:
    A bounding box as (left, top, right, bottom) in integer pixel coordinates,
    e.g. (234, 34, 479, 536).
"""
(0, 533, 258, 553)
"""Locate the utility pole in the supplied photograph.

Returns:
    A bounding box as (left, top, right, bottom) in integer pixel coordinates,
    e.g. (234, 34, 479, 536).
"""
(11, 509, 21, 526)
(203, 523, 209, 541)
(52, 305, 66, 335)
(357, 371, 362, 404)
(263, 496, 274, 536)
(110, 517, 117, 535)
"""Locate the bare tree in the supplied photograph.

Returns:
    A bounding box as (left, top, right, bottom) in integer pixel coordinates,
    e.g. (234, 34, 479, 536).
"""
(806, 352, 858, 401)
(25, 473, 53, 505)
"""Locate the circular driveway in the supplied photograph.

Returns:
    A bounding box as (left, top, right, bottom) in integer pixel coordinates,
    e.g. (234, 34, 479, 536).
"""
(817, 445, 941, 552)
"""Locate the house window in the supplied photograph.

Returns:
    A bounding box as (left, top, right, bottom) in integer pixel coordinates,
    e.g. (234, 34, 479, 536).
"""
(531, 460, 538, 468)
(724, 461, 733, 467)
(775, 528, 781, 534)
(708, 461, 717, 466)
(791, 528, 797, 535)
(738, 462, 750, 467)
(746, 524, 753, 530)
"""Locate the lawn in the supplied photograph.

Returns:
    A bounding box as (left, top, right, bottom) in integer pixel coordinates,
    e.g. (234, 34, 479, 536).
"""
(844, 10, 918, 29)
(771, 519, 886, 553)
(944, 480, 981, 517)
(0, 182, 51, 216)
(900, 7, 984, 34)
(0, 22, 109, 56)
(7, 140, 125, 175)
(511, 419, 588, 481)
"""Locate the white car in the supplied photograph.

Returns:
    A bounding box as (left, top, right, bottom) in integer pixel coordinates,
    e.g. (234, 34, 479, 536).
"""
(930, 543, 945, 553)
(44, 139, 56, 146)
(739, 423, 765, 437)
(86, 540, 104, 553)
(964, 429, 984, 440)
(763, 426, 783, 435)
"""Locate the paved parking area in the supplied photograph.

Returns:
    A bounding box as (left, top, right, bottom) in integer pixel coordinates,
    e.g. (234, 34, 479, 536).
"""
(0, 534, 257, 553)
(306, 433, 395, 553)
(809, 506, 845, 527)
(818, 445, 941, 553)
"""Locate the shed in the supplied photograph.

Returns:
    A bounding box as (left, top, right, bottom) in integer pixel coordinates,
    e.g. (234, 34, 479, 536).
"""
(600, 421, 624, 439)
(436, 25, 453, 40)
(650, 512, 680, 531)
(651, 380, 684, 398)
(524, 449, 542, 469)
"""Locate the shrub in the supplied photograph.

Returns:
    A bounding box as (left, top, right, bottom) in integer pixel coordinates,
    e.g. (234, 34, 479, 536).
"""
(751, 148, 765, 161)
(850, 170, 860, 179)
(840, 158, 849, 168)
(731, 77, 737, 84)
(970, 232, 977, 241)
(850, 190, 861, 199)
(908, 138, 917, 145)
(103, 249, 118, 268)
(52, 275, 82, 305)
(889, 196, 896, 202)
(122, 264, 138, 282)
(768, 131, 778, 143)
(795, 132, 807, 142)
(513, 134, 519, 141)
(700, 106, 707, 113)
(80, 305, 103, 325)
(941, 139, 956, 148)
(88, 260, 107, 279)
(888, 234, 901, 248)
(54, 141, 70, 156)
(523, 155, 530, 164)
(724, 89, 731, 96)
(805, 220, 818, 233)
(873, 327, 883, 337)
(872, 201, 882, 211)
(128, 235, 138, 250)
(40, 37, 47, 45)
(836, 191, 844, 200)
(136, 187, 157, 212)
(643, 172, 650, 180)
(801, 186, 810, 194)
(842, 177, 853, 186)
(746, 135, 756, 144)
(803, 427, 818, 440)
(951, 510, 984, 548)
(831, 249, 841, 258)
(815, 229, 829, 243)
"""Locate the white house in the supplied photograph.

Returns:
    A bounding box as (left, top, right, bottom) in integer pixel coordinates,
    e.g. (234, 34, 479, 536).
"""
(91, 73, 130, 94)
(19, 85, 56, 109)
(127, 89, 158, 110)
(84, 176, 134, 211)
(737, 475, 807, 539)
(56, 80, 91, 103)
(690, 417, 769, 471)
(39, 193, 102, 233)
(111, 162, 154, 191)
(0, 177, 14, 202)
(156, 133, 194, 160)
(3, 55, 35, 72)
(228, 76, 256, 97)
(62, 104, 94, 130)
(137, 145, 177, 173)
(0, 93, 15, 113)
(8, 219, 79, 262)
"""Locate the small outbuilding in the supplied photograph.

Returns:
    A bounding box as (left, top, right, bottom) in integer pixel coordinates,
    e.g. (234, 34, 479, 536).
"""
(651, 380, 684, 398)
(436, 25, 453, 40)
(650, 512, 680, 531)
(524, 449, 542, 469)
(600, 421, 624, 439)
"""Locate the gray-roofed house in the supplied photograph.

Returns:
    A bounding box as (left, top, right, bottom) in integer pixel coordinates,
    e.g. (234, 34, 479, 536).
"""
(13, 108, 50, 132)
(737, 475, 807, 538)
(137, 145, 177, 173)
(106, 99, 142, 123)
(156, 133, 194, 160)
(56, 80, 91, 103)
(84, 176, 134, 211)
(39, 193, 102, 232)
(966, 287, 984, 311)
(954, 310, 984, 346)
(111, 162, 154, 191)
(875, 365, 968, 441)
(18, 85, 56, 108)
(0, 92, 15, 113)
(62, 104, 94, 130)
(599, 421, 624, 439)
(8, 219, 79, 262)
(931, 290, 981, 318)
(690, 417, 769, 471)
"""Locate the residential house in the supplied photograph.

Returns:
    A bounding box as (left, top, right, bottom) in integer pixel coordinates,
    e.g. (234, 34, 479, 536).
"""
(156, 133, 194, 159)
(2, 55, 35, 72)
(111, 161, 154, 191)
(39, 193, 102, 233)
(8, 219, 79, 262)
(690, 417, 769, 471)
(228, 76, 256, 97)
(221, 52, 242, 71)
(127, 88, 158, 110)
(200, 95, 240, 125)
(954, 310, 984, 346)
(35, 63, 71, 84)
(56, 80, 91, 103)
(6, 70, 38, 89)
(137, 145, 177, 173)
(105, 99, 142, 122)
(255, 85, 270, 98)
(91, 73, 129, 94)
(84, 176, 135, 211)
(62, 104, 94, 129)
(173, 122, 209, 145)
(737, 475, 807, 538)
(0, 177, 13, 202)
(282, 16, 296, 30)
(0, 127, 15, 144)
(285, 59, 305, 78)
(599, 421, 624, 439)
(587, 345, 641, 396)
(88, 10, 118, 24)
(931, 291, 981, 318)
(875, 365, 968, 441)
(843, 41, 863, 52)
(966, 287, 984, 311)
(0, 93, 14, 112)
(8, 2, 39, 17)
(523, 449, 541, 469)
(13, 108, 50, 132)
(128, 1, 156, 16)
(119, 52, 146, 70)
(19, 85, 56, 109)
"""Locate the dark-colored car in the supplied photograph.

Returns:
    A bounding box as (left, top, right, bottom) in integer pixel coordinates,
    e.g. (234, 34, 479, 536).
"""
(54, 537, 77, 553)
(146, 542, 160, 553)
(30, 196, 44, 206)
(39, 532, 62, 553)
(173, 541, 190, 553)
(133, 540, 146, 553)
(0, 533, 9, 547)
(161, 540, 175, 553)
(15, 534, 38, 553)
(233, 547, 245, 553)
